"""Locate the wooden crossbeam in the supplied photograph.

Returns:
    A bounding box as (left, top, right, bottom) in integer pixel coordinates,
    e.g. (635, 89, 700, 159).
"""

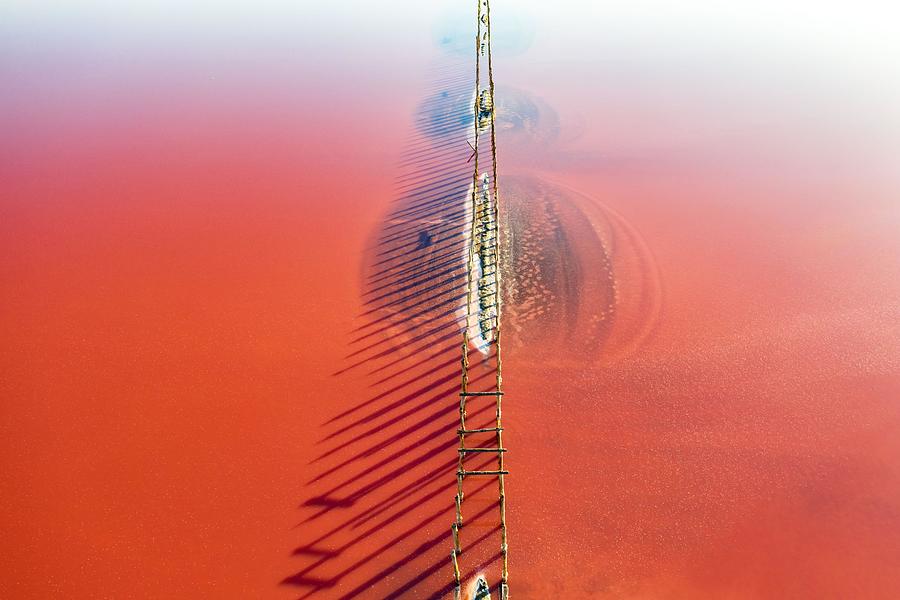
(452, 0, 509, 595)
(458, 427, 502, 434)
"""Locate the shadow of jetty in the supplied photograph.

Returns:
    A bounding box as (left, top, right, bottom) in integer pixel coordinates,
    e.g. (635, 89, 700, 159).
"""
(283, 54, 505, 598)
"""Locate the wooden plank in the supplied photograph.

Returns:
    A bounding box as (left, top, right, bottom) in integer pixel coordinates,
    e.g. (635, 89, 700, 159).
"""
(458, 427, 502, 434)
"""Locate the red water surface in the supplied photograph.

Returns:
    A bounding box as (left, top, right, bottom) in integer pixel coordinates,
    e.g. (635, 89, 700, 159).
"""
(2, 3, 900, 599)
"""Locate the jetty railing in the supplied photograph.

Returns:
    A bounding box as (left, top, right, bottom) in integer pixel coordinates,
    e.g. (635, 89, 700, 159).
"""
(450, 0, 508, 598)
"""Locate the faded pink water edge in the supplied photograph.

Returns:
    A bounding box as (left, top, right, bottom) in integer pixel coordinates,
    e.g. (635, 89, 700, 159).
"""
(2, 2, 900, 598)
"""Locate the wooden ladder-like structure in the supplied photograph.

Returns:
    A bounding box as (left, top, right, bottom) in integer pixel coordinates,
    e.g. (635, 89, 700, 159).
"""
(451, 0, 508, 598)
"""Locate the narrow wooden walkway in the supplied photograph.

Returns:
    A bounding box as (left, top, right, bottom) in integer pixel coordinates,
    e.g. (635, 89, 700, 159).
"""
(450, 0, 508, 598)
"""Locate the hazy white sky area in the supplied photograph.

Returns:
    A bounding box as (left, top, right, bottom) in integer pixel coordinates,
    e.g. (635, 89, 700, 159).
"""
(3, 0, 898, 161)
(4, 0, 897, 87)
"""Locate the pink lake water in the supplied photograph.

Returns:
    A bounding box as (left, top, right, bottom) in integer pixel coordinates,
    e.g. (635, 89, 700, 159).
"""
(2, 1, 900, 598)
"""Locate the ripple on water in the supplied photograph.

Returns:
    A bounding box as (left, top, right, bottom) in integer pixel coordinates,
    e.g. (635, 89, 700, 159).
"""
(417, 85, 560, 148)
(500, 175, 661, 364)
(432, 8, 535, 57)
(360, 173, 660, 365)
